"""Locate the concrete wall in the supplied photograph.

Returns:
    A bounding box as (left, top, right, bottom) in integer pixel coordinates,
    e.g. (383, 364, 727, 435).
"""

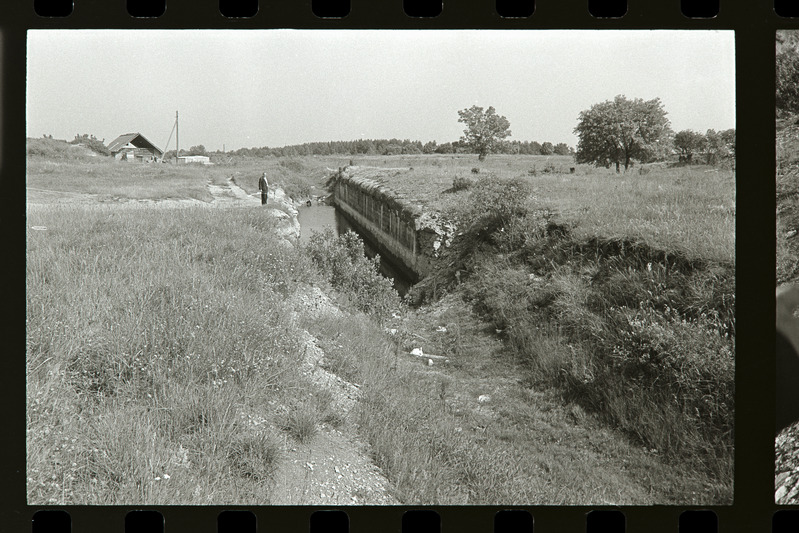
(331, 169, 437, 282)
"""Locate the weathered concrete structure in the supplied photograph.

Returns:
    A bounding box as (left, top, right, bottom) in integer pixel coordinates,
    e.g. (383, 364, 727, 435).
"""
(330, 167, 452, 284)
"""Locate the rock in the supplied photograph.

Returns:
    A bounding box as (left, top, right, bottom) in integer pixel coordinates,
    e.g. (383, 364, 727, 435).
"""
(411, 348, 424, 357)
(787, 229, 798, 239)
(478, 394, 491, 404)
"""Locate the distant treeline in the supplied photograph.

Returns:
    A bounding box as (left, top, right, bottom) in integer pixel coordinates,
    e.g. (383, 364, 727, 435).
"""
(216, 139, 573, 158)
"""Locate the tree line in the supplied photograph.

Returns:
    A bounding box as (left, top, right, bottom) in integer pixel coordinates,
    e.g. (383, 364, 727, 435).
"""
(202, 138, 572, 159)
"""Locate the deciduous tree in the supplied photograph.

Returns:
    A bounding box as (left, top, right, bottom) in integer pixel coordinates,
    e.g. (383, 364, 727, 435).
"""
(703, 129, 729, 166)
(553, 142, 571, 156)
(674, 130, 705, 164)
(457, 105, 512, 161)
(574, 95, 672, 173)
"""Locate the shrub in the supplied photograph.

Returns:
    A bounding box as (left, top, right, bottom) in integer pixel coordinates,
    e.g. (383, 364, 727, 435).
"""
(71, 134, 111, 156)
(454, 203, 734, 480)
(305, 229, 400, 320)
(451, 176, 476, 192)
(278, 158, 305, 173)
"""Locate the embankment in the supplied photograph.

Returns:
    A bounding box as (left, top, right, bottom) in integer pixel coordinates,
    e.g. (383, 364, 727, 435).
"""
(329, 166, 454, 284)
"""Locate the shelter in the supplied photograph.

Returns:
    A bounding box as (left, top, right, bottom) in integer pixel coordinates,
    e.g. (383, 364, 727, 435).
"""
(107, 132, 163, 162)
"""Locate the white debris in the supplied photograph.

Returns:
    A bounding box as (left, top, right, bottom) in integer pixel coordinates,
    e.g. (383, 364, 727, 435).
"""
(478, 394, 491, 404)
(411, 347, 424, 357)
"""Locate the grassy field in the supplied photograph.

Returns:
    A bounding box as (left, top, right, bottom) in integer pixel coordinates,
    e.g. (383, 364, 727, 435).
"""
(26, 137, 351, 204)
(26, 202, 341, 504)
(27, 146, 734, 504)
(343, 153, 735, 499)
(341, 154, 734, 264)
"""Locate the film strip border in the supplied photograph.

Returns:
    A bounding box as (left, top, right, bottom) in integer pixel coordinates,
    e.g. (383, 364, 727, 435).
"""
(4, 0, 799, 532)
(22, 507, 799, 532)
(27, 0, 766, 20)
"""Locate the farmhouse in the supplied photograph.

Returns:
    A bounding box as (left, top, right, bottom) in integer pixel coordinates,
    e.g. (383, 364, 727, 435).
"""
(107, 132, 164, 163)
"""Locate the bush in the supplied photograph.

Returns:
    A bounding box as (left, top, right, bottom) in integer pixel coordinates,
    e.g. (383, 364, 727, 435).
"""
(305, 229, 400, 320)
(444, 175, 535, 242)
(451, 176, 476, 192)
(459, 225, 734, 478)
(71, 134, 111, 156)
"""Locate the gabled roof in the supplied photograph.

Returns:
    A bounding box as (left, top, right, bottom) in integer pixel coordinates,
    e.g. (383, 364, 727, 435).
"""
(107, 132, 163, 156)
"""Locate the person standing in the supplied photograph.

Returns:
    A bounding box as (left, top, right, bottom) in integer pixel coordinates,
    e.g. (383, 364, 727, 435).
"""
(258, 172, 269, 205)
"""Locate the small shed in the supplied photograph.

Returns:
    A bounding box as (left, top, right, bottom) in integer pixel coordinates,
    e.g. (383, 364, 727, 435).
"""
(177, 155, 212, 165)
(107, 132, 164, 163)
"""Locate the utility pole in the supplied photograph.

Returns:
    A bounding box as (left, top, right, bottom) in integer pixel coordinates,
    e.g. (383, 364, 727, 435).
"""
(175, 110, 179, 164)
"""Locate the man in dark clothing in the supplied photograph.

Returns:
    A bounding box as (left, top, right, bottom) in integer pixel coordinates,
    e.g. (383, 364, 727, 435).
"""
(258, 172, 269, 205)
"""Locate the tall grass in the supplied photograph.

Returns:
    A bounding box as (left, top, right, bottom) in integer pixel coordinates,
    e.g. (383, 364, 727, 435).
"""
(26, 204, 330, 504)
(437, 177, 734, 490)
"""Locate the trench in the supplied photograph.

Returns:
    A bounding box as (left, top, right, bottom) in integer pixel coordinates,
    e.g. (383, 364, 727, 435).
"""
(297, 203, 414, 296)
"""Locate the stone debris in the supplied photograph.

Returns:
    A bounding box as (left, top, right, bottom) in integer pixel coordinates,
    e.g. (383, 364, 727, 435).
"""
(776, 421, 799, 504)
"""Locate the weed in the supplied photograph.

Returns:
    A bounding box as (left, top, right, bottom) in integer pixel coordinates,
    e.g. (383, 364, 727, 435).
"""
(279, 398, 320, 444)
(305, 228, 401, 320)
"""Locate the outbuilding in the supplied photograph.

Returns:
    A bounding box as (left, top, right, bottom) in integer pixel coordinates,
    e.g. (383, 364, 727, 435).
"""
(107, 132, 164, 163)
(177, 155, 212, 165)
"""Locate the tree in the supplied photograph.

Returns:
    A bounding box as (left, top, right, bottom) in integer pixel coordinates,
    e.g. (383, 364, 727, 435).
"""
(540, 142, 554, 155)
(553, 143, 571, 156)
(720, 128, 736, 165)
(383, 143, 403, 156)
(574, 95, 672, 173)
(673, 129, 705, 164)
(188, 144, 207, 156)
(703, 129, 729, 166)
(457, 105, 512, 161)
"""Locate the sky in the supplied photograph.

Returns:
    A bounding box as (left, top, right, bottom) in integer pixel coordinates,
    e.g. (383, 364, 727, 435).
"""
(27, 30, 735, 152)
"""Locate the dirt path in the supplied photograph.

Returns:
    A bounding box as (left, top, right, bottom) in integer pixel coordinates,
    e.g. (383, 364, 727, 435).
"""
(206, 176, 261, 206)
(264, 288, 398, 504)
(27, 176, 263, 209)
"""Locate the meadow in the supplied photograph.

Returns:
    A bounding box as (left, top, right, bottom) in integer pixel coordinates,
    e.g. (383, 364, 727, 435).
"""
(26, 143, 735, 504)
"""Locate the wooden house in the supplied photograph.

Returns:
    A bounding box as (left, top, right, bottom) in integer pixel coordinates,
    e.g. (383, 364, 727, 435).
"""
(107, 132, 164, 162)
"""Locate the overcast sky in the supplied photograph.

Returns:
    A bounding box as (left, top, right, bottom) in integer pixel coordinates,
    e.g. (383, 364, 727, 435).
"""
(27, 30, 735, 152)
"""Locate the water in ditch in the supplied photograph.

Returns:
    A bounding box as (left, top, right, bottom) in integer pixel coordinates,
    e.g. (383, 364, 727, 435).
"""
(297, 204, 412, 296)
